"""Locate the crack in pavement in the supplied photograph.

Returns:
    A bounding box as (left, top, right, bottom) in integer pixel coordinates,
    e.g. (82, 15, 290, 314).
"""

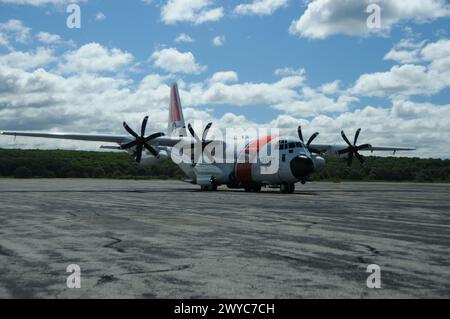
(119, 264, 193, 275)
(104, 236, 125, 253)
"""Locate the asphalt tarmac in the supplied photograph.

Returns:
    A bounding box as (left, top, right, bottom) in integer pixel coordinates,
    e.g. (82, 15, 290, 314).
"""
(0, 179, 449, 298)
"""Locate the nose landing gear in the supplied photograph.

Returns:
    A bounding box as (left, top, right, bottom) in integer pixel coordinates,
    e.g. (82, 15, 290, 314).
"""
(200, 184, 218, 191)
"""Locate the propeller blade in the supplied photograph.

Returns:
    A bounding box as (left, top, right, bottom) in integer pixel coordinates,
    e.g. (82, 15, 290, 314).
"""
(347, 153, 354, 167)
(123, 122, 139, 139)
(202, 122, 212, 142)
(354, 128, 361, 145)
(355, 151, 365, 165)
(341, 130, 352, 147)
(338, 147, 351, 155)
(187, 123, 200, 142)
(144, 132, 165, 142)
(189, 143, 200, 165)
(120, 140, 138, 150)
(306, 132, 319, 147)
(143, 143, 159, 157)
(135, 144, 143, 163)
(141, 116, 149, 137)
(298, 126, 304, 143)
(357, 143, 372, 151)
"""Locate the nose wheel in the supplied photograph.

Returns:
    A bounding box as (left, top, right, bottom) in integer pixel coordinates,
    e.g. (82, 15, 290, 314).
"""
(200, 185, 218, 191)
(280, 183, 295, 194)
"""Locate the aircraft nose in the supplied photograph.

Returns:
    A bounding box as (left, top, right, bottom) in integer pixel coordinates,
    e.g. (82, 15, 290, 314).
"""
(290, 155, 315, 179)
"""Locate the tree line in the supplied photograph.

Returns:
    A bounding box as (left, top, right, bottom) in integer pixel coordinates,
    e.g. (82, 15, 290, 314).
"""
(0, 148, 448, 182)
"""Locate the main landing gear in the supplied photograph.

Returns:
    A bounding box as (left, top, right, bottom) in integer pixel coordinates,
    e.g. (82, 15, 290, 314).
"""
(280, 183, 295, 194)
(244, 184, 262, 192)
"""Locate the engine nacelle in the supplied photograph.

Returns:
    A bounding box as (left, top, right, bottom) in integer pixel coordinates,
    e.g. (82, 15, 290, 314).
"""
(312, 155, 326, 169)
(140, 150, 168, 166)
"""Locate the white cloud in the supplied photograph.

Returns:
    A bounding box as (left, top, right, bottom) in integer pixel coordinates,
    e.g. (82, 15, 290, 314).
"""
(351, 38, 450, 97)
(95, 12, 106, 21)
(274, 67, 305, 77)
(272, 87, 358, 116)
(234, 0, 288, 16)
(421, 38, 450, 72)
(151, 48, 206, 74)
(181, 73, 305, 107)
(209, 71, 239, 84)
(0, 32, 11, 49)
(0, 0, 77, 6)
(384, 39, 426, 64)
(161, 0, 224, 25)
(0, 47, 56, 69)
(175, 33, 194, 43)
(350, 64, 434, 97)
(0, 39, 448, 158)
(212, 35, 225, 46)
(36, 31, 61, 44)
(57, 43, 134, 74)
(319, 80, 341, 95)
(290, 0, 450, 39)
(0, 19, 31, 43)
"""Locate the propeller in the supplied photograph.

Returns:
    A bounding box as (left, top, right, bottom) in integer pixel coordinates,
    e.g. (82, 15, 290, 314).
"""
(187, 122, 214, 164)
(120, 116, 165, 163)
(298, 126, 321, 154)
(338, 128, 372, 167)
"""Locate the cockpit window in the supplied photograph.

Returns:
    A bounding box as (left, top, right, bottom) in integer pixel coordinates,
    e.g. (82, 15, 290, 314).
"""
(279, 140, 306, 150)
(278, 140, 288, 150)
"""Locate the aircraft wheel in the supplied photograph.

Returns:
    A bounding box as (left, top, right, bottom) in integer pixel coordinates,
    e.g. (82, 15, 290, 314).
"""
(253, 184, 262, 192)
(201, 185, 218, 191)
(244, 184, 261, 192)
(280, 183, 295, 194)
(288, 183, 295, 194)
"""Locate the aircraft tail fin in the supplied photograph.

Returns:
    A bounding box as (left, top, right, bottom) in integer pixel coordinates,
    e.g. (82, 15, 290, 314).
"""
(167, 83, 186, 136)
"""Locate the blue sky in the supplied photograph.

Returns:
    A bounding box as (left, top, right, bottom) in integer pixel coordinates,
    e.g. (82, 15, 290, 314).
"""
(0, 0, 450, 158)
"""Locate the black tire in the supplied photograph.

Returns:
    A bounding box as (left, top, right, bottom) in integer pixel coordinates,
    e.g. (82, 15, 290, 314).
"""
(253, 184, 262, 192)
(280, 183, 289, 194)
(288, 183, 295, 194)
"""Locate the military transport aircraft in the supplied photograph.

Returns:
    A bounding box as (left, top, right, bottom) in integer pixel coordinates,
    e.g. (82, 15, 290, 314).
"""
(1, 83, 415, 193)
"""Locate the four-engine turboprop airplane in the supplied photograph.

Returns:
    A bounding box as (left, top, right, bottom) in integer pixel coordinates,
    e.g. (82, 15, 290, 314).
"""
(1, 83, 415, 193)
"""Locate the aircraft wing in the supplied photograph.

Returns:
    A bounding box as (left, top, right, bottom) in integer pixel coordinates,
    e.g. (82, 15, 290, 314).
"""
(309, 143, 416, 154)
(1, 130, 132, 144)
(0, 130, 183, 147)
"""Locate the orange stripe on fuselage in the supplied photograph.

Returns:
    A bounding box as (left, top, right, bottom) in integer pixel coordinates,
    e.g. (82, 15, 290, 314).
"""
(236, 135, 278, 185)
